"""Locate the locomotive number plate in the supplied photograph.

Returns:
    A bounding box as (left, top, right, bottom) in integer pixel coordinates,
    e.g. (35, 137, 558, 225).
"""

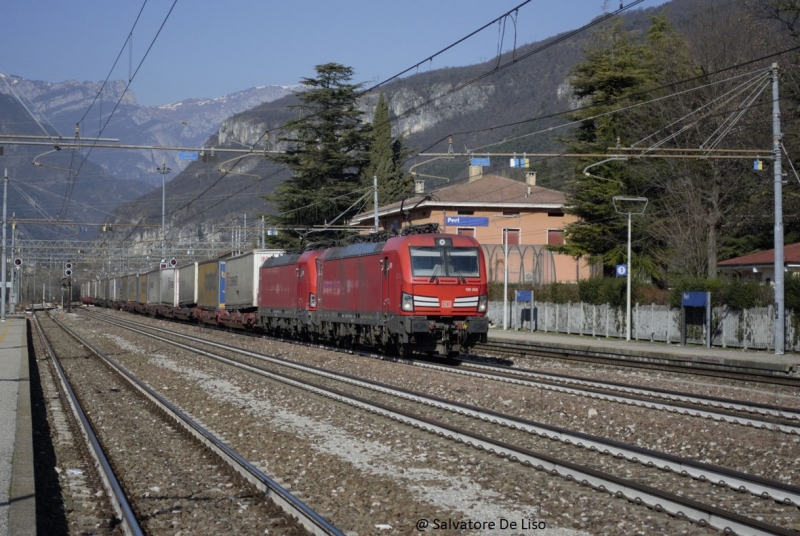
(442, 300, 452, 308)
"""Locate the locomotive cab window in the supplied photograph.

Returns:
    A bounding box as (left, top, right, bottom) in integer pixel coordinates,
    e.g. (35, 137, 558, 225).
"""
(409, 246, 480, 278)
(409, 247, 441, 276)
(446, 248, 480, 278)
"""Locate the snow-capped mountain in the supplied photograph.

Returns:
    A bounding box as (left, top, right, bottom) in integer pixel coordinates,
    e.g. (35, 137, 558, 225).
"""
(0, 74, 297, 186)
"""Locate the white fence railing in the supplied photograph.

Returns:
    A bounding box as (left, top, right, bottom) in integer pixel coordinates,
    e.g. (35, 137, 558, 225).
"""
(487, 301, 792, 351)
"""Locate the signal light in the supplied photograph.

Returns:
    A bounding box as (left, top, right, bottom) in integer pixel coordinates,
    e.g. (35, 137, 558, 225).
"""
(65, 268, 73, 277)
(169, 258, 177, 267)
(65, 262, 73, 270)
(13, 258, 21, 266)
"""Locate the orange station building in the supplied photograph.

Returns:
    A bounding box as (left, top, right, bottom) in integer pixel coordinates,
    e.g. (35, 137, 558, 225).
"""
(350, 172, 592, 285)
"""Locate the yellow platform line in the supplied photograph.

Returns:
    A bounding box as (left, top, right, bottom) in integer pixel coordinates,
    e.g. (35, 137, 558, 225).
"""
(0, 318, 14, 345)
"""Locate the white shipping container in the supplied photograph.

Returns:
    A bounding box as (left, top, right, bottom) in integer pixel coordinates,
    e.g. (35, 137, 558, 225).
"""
(225, 249, 283, 309)
(178, 262, 198, 306)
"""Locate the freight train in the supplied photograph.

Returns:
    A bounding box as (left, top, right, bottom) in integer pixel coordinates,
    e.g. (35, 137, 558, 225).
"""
(81, 226, 489, 356)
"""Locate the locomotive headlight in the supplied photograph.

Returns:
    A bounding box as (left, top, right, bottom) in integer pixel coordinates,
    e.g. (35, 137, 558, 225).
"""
(401, 292, 414, 311)
(309, 293, 316, 308)
(478, 294, 487, 312)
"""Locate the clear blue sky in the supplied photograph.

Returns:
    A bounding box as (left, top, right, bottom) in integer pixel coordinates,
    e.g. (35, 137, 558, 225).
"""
(2, 0, 669, 106)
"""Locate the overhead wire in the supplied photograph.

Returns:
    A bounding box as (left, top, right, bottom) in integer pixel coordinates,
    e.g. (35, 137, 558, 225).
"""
(0, 74, 60, 142)
(631, 70, 771, 152)
(408, 43, 799, 166)
(77, 1, 149, 127)
(701, 77, 771, 151)
(58, 0, 178, 223)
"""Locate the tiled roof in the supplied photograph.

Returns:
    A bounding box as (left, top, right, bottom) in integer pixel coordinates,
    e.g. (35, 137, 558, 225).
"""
(352, 174, 566, 223)
(718, 242, 800, 266)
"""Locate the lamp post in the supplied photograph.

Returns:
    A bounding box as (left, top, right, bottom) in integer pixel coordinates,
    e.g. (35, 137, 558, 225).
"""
(156, 159, 172, 261)
(613, 196, 648, 342)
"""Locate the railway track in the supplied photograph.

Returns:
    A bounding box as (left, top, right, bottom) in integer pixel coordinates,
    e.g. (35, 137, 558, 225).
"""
(31, 313, 139, 535)
(93, 308, 800, 433)
(35, 312, 342, 536)
(79, 308, 800, 535)
(473, 341, 800, 387)
(409, 359, 800, 434)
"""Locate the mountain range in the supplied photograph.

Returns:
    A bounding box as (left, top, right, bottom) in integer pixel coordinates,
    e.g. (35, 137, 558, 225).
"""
(0, 0, 703, 246)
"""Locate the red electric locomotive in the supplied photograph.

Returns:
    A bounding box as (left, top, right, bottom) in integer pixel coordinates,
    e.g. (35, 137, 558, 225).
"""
(258, 248, 325, 339)
(316, 229, 489, 356)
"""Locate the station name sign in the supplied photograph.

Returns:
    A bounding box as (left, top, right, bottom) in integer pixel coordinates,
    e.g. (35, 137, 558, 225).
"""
(445, 216, 489, 227)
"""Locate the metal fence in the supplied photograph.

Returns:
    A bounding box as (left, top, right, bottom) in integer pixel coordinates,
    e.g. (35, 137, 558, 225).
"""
(481, 244, 557, 286)
(487, 301, 792, 352)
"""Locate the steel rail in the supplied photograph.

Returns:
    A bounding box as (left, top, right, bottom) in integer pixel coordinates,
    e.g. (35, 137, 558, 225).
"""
(82, 310, 800, 520)
(31, 313, 143, 536)
(50, 313, 344, 536)
(476, 340, 800, 386)
(412, 360, 800, 434)
(457, 359, 800, 420)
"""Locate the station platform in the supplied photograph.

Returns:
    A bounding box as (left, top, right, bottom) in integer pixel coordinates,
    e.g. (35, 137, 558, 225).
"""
(0, 314, 35, 536)
(486, 328, 800, 377)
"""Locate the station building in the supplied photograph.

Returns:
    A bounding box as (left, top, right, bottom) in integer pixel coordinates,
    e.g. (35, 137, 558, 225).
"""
(350, 171, 592, 284)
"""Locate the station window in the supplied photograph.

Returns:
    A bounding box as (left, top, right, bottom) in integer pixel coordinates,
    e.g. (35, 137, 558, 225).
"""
(548, 229, 565, 245)
(457, 227, 475, 237)
(457, 209, 474, 215)
(502, 228, 520, 246)
(548, 211, 565, 217)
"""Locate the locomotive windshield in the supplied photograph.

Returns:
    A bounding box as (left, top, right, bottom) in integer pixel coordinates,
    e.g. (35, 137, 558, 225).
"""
(409, 246, 481, 278)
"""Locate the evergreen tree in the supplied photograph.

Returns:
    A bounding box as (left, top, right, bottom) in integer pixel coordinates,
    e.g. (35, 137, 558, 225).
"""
(264, 63, 371, 249)
(361, 93, 412, 209)
(550, 20, 661, 278)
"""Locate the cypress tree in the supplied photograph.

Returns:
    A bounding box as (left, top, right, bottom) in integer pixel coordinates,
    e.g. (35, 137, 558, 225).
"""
(362, 93, 412, 210)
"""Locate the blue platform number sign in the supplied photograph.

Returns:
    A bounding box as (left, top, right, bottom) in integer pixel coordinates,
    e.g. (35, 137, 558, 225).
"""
(681, 291, 707, 307)
(615, 264, 628, 277)
(515, 290, 532, 302)
(471, 157, 490, 167)
(179, 151, 199, 161)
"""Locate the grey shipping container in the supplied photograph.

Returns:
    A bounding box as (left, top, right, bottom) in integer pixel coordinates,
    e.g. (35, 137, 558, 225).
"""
(159, 268, 177, 305)
(177, 262, 198, 306)
(146, 269, 161, 304)
(197, 258, 225, 310)
(113, 278, 122, 301)
(224, 249, 283, 310)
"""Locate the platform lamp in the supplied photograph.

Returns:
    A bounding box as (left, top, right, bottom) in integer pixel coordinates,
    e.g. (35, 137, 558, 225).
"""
(612, 196, 648, 342)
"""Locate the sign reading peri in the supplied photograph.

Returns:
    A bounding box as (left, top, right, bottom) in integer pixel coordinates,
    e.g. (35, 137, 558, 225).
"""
(445, 216, 489, 227)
